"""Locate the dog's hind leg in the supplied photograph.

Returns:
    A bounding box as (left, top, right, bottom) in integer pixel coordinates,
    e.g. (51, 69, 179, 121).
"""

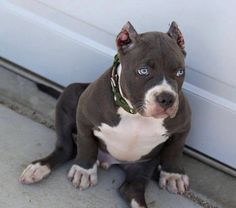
(119, 160, 158, 208)
(19, 83, 89, 184)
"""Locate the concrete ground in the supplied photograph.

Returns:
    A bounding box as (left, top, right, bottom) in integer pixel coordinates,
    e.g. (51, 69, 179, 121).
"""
(0, 62, 235, 208)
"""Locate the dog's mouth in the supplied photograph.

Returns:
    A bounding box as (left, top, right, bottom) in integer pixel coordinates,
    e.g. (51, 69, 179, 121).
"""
(145, 107, 177, 119)
(148, 108, 169, 118)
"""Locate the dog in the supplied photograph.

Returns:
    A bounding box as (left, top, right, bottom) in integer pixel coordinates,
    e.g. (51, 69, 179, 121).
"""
(20, 21, 191, 208)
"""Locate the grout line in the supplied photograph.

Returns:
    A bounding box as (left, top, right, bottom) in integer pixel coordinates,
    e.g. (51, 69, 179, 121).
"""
(0, 96, 55, 130)
(183, 191, 220, 208)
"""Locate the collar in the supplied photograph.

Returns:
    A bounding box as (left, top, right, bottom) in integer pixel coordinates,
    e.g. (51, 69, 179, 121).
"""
(110, 54, 136, 114)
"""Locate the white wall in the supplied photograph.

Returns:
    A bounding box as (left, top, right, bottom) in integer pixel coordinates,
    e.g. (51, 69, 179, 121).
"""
(0, 0, 236, 169)
(37, 0, 236, 97)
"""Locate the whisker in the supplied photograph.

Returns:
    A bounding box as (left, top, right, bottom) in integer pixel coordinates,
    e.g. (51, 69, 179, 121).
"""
(133, 100, 147, 113)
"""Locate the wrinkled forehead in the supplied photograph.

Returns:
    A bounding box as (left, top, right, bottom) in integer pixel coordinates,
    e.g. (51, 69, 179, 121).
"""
(121, 32, 185, 69)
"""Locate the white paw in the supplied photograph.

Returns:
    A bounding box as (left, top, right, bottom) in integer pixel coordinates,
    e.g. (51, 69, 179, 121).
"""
(131, 199, 146, 208)
(68, 163, 98, 190)
(159, 170, 189, 194)
(19, 162, 51, 184)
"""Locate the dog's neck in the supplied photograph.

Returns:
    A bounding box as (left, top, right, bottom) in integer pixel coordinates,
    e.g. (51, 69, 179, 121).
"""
(110, 56, 136, 114)
(117, 64, 134, 109)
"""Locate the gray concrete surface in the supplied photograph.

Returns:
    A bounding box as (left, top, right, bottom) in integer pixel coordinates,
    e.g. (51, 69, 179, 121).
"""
(0, 65, 56, 123)
(0, 104, 202, 208)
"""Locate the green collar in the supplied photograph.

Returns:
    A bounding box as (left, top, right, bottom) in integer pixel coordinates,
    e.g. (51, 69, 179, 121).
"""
(110, 54, 136, 114)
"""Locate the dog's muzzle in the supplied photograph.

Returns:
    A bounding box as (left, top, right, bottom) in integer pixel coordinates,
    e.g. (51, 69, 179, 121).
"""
(143, 91, 179, 119)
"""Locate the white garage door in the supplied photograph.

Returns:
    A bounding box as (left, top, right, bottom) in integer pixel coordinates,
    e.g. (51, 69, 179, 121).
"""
(0, 0, 236, 170)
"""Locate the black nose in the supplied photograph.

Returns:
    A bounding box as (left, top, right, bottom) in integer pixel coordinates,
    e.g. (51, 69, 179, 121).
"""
(156, 92, 175, 109)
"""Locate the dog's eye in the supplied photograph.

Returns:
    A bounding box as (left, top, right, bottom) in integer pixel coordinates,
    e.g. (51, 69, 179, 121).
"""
(137, 67, 149, 76)
(176, 68, 185, 77)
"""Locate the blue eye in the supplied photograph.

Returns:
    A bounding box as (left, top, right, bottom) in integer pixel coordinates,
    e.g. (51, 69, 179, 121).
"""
(137, 67, 149, 76)
(176, 68, 184, 77)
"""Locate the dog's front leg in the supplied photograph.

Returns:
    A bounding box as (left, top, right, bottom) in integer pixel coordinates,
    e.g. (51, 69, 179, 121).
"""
(68, 121, 98, 190)
(119, 160, 158, 208)
(158, 131, 189, 194)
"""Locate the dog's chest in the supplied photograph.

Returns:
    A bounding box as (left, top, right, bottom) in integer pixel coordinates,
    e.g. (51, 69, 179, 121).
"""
(94, 108, 169, 161)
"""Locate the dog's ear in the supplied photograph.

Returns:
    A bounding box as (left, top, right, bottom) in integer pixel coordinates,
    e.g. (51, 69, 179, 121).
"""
(116, 22, 138, 53)
(168, 21, 186, 55)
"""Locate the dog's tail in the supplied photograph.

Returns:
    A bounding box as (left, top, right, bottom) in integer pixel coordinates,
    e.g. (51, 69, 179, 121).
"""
(36, 83, 62, 99)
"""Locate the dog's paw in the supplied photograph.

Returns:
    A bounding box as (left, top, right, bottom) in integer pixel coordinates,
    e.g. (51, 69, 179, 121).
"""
(68, 163, 98, 190)
(19, 162, 51, 184)
(131, 199, 146, 208)
(159, 170, 189, 194)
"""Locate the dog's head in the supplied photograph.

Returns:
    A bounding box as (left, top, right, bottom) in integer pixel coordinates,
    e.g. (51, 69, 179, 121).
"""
(116, 21, 186, 119)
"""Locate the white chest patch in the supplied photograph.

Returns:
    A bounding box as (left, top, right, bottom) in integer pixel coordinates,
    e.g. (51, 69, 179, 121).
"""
(94, 108, 169, 161)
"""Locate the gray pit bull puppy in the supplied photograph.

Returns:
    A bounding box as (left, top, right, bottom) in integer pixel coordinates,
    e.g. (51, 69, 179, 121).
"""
(20, 21, 191, 208)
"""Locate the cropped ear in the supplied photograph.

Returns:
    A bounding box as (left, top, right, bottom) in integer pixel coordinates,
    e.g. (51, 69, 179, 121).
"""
(116, 22, 138, 53)
(168, 21, 186, 55)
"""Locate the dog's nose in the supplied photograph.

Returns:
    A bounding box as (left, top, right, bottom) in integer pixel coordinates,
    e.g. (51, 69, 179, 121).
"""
(156, 92, 175, 109)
